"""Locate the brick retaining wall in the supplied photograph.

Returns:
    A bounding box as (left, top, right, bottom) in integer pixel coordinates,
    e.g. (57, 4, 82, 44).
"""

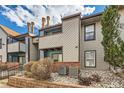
(8, 76, 83, 88)
(0, 62, 19, 68)
(52, 62, 80, 72)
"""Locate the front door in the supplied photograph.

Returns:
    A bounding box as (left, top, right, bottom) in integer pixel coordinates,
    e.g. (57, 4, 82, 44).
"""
(19, 57, 26, 70)
(19, 57, 26, 65)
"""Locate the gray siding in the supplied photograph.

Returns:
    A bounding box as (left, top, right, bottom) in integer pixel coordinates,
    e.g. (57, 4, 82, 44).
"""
(119, 9, 124, 40)
(25, 37, 38, 62)
(80, 21, 109, 70)
(0, 28, 7, 62)
(29, 37, 38, 61)
(8, 42, 25, 52)
(39, 16, 80, 62)
(80, 9, 124, 70)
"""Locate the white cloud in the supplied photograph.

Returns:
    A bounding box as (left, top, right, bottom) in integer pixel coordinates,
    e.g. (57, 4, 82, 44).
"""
(1, 5, 96, 29)
(83, 6, 96, 15)
(1, 5, 24, 27)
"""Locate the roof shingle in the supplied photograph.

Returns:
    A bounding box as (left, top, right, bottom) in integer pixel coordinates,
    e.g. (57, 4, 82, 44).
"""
(0, 24, 20, 36)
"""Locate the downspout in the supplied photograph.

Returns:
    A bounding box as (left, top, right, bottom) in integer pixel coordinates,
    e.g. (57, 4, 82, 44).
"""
(6, 36, 8, 62)
(78, 15, 81, 70)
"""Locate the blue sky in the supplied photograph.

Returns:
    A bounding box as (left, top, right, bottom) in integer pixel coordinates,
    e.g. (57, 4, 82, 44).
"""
(0, 5, 106, 34)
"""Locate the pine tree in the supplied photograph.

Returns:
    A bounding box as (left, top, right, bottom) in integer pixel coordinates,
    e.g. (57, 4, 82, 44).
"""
(101, 5, 124, 68)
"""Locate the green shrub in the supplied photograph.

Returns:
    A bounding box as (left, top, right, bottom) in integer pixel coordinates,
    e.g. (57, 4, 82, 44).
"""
(31, 58, 53, 80)
(0, 64, 7, 71)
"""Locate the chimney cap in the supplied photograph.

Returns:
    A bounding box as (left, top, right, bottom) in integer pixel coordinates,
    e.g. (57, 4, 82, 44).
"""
(47, 16, 50, 20)
(42, 17, 46, 21)
(27, 22, 31, 25)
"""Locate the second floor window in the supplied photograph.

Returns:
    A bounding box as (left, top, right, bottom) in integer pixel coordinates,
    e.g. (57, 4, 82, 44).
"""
(43, 27, 62, 36)
(0, 39, 2, 49)
(7, 37, 18, 44)
(84, 24, 95, 41)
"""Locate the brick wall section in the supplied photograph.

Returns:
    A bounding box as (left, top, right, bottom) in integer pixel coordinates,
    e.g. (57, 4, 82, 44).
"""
(8, 76, 83, 88)
(0, 62, 19, 69)
(52, 62, 80, 72)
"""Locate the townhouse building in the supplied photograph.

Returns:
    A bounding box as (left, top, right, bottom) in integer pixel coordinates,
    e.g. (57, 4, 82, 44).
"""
(0, 22, 38, 65)
(0, 5, 124, 70)
(38, 12, 108, 70)
(38, 6, 124, 70)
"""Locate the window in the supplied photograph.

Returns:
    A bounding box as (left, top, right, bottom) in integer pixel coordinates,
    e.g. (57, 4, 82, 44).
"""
(0, 39, 2, 49)
(0, 55, 2, 62)
(43, 47, 63, 62)
(52, 53, 63, 62)
(44, 27, 62, 36)
(84, 50, 96, 67)
(7, 37, 18, 44)
(84, 24, 95, 41)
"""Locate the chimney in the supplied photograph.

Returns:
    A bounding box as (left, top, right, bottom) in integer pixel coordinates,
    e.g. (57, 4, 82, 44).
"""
(42, 17, 45, 28)
(31, 22, 34, 34)
(27, 22, 31, 33)
(46, 16, 50, 27)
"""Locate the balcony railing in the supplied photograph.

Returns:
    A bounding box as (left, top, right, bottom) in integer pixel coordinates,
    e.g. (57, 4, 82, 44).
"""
(8, 42, 26, 53)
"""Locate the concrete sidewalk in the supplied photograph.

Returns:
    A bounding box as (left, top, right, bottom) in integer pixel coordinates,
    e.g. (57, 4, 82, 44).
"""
(0, 79, 14, 88)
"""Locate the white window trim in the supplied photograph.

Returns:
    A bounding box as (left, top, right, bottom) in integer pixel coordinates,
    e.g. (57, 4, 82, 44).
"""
(84, 24, 95, 41)
(84, 50, 96, 68)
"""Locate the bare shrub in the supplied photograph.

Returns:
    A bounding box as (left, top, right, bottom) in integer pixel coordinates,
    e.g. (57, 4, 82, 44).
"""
(78, 77, 91, 86)
(24, 71, 33, 78)
(24, 62, 35, 72)
(90, 74, 101, 82)
(0, 63, 7, 71)
(31, 58, 53, 80)
(78, 73, 101, 86)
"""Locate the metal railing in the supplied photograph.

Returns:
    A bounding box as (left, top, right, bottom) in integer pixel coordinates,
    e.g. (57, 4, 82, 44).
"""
(0, 64, 23, 80)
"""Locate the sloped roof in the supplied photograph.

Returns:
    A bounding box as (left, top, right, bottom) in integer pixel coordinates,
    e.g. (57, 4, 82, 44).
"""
(0, 24, 20, 36)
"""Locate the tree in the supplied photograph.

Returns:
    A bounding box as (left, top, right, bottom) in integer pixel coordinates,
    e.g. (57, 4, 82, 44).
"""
(101, 5, 124, 68)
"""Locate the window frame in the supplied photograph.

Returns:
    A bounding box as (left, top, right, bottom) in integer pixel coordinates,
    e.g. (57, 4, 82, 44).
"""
(84, 50, 96, 68)
(51, 53, 63, 62)
(84, 24, 96, 41)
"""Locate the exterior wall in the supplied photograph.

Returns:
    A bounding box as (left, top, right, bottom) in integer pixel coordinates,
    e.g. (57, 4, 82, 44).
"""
(25, 37, 38, 63)
(39, 16, 80, 62)
(80, 20, 109, 70)
(119, 9, 124, 40)
(80, 9, 124, 70)
(0, 28, 7, 62)
(25, 37, 29, 63)
(29, 37, 38, 61)
(32, 37, 39, 43)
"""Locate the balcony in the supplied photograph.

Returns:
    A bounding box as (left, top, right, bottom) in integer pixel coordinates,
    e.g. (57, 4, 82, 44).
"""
(8, 42, 26, 53)
(39, 33, 63, 49)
